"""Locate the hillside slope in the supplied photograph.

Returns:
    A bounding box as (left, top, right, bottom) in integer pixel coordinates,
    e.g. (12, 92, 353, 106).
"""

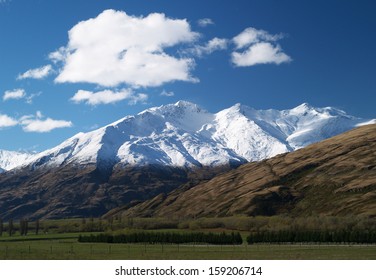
(120, 124, 376, 218)
(0, 102, 374, 220)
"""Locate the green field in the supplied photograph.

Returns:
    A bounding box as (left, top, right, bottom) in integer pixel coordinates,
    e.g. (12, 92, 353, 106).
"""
(1, 217, 376, 259)
(1, 233, 376, 260)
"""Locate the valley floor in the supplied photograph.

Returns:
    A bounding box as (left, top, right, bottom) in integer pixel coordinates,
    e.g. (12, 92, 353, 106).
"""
(1, 234, 376, 260)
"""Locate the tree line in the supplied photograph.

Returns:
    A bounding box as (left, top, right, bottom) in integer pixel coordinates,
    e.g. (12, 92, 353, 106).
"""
(0, 218, 40, 237)
(79, 231, 243, 245)
(247, 229, 376, 244)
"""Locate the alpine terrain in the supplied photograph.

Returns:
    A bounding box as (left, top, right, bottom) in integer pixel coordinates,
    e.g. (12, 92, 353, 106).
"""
(119, 124, 376, 218)
(0, 101, 374, 219)
(0, 150, 35, 173)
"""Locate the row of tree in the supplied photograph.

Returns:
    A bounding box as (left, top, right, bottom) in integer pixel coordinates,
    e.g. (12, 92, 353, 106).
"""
(247, 230, 376, 244)
(0, 218, 40, 237)
(79, 231, 243, 245)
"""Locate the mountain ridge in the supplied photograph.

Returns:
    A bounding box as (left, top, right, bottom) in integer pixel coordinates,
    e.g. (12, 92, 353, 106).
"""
(118, 124, 376, 219)
(0, 101, 374, 172)
(0, 150, 35, 172)
(0, 101, 375, 219)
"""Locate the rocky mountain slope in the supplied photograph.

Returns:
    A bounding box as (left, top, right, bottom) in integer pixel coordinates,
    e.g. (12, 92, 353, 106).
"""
(0, 101, 374, 219)
(119, 124, 376, 218)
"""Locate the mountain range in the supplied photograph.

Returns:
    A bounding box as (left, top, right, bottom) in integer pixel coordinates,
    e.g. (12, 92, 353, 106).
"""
(0, 101, 374, 219)
(119, 123, 376, 218)
(1, 101, 374, 172)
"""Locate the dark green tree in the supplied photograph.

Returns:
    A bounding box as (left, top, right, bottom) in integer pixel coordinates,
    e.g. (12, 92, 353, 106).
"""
(98, 217, 103, 231)
(108, 217, 114, 231)
(35, 219, 40, 235)
(8, 219, 14, 236)
(20, 219, 29, 236)
(25, 219, 29, 236)
(20, 219, 25, 236)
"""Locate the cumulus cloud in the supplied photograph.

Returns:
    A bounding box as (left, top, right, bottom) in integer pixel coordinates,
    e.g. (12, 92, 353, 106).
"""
(187, 37, 228, 57)
(3, 89, 41, 104)
(0, 114, 18, 128)
(20, 112, 73, 133)
(71, 89, 148, 106)
(197, 18, 214, 27)
(53, 9, 199, 88)
(232, 42, 292, 66)
(233, 27, 283, 49)
(0, 111, 72, 132)
(231, 27, 291, 67)
(17, 65, 53, 80)
(3, 88, 26, 101)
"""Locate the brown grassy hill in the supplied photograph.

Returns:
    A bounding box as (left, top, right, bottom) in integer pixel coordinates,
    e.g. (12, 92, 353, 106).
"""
(0, 160, 231, 220)
(120, 124, 376, 218)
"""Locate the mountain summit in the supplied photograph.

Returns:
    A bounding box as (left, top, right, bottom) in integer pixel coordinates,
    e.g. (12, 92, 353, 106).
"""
(0, 101, 374, 172)
(0, 101, 374, 219)
(120, 124, 376, 218)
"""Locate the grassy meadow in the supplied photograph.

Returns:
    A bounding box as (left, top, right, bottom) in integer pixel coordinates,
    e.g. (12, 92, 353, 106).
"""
(2, 238, 376, 260)
(1, 216, 376, 259)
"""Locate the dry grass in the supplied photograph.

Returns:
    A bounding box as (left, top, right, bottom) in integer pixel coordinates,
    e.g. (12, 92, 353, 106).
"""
(121, 124, 376, 218)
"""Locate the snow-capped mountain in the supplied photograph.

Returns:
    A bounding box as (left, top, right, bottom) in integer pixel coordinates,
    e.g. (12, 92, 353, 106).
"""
(1, 101, 374, 172)
(0, 150, 35, 172)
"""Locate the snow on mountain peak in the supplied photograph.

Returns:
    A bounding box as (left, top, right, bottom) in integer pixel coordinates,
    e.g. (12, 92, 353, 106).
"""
(293, 102, 312, 110)
(0, 150, 35, 171)
(175, 100, 201, 110)
(356, 119, 376, 126)
(0, 101, 373, 171)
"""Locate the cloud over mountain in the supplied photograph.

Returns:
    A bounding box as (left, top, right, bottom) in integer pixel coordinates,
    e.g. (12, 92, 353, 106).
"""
(20, 112, 73, 133)
(232, 27, 291, 66)
(71, 89, 147, 106)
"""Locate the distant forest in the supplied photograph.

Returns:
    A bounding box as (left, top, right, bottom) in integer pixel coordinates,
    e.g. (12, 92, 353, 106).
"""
(2, 215, 376, 245)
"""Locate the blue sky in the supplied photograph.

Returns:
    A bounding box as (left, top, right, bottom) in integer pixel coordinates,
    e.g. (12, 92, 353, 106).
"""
(0, 0, 375, 151)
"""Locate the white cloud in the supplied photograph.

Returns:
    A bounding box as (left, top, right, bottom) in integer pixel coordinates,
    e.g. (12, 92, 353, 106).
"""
(48, 47, 68, 63)
(25, 92, 41, 104)
(231, 27, 291, 67)
(233, 27, 283, 49)
(17, 65, 53, 80)
(197, 18, 214, 27)
(71, 89, 148, 106)
(188, 37, 228, 57)
(3, 88, 26, 101)
(232, 42, 292, 67)
(20, 112, 73, 133)
(3, 89, 41, 104)
(128, 93, 148, 105)
(160, 90, 174, 97)
(0, 114, 18, 128)
(0, 111, 72, 132)
(53, 9, 199, 88)
(22, 119, 73, 133)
